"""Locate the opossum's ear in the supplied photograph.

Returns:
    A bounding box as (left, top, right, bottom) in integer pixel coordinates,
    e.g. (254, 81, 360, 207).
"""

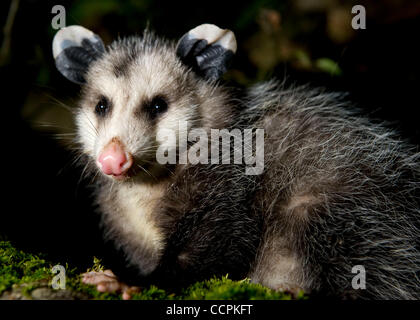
(52, 25, 105, 84)
(176, 24, 237, 80)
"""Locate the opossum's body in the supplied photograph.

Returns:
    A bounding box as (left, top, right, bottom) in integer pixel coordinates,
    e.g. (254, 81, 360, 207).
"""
(53, 25, 420, 299)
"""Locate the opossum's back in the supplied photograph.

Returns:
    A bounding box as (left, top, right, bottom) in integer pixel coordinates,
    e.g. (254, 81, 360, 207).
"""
(248, 82, 420, 299)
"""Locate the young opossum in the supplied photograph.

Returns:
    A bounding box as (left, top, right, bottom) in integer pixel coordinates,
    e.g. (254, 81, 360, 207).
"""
(52, 24, 420, 299)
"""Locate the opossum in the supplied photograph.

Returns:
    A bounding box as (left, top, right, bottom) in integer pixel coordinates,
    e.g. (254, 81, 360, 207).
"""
(52, 24, 420, 299)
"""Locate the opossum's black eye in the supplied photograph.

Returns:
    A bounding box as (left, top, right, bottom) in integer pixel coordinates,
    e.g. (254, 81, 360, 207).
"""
(95, 97, 110, 117)
(146, 96, 168, 119)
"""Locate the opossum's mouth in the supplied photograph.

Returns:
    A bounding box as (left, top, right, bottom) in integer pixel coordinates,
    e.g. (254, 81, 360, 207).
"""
(107, 159, 155, 181)
(110, 172, 131, 181)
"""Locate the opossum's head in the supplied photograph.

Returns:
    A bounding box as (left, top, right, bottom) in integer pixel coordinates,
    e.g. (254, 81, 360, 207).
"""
(52, 24, 236, 181)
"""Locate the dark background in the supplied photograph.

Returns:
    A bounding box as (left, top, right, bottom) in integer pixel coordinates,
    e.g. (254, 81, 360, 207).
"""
(0, 0, 419, 269)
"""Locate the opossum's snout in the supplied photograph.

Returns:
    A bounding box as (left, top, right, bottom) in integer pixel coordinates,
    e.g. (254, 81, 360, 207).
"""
(97, 138, 133, 179)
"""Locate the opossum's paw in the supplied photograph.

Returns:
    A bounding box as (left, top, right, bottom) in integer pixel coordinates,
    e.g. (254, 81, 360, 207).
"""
(276, 284, 305, 299)
(82, 269, 140, 300)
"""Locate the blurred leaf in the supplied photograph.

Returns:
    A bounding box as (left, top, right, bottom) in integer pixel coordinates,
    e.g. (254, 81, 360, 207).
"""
(315, 57, 342, 76)
(294, 49, 312, 69)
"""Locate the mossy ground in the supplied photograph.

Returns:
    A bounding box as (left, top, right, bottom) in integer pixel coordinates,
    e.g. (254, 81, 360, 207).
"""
(0, 241, 303, 300)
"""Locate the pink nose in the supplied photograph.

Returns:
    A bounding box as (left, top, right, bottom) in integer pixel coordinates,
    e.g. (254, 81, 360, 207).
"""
(97, 139, 133, 176)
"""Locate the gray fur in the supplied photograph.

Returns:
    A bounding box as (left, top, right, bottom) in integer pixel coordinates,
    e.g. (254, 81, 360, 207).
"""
(245, 81, 420, 299)
(57, 27, 420, 299)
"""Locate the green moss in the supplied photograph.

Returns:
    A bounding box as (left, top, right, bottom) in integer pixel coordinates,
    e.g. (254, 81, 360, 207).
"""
(131, 285, 175, 300)
(180, 276, 299, 300)
(0, 241, 302, 300)
(0, 241, 52, 296)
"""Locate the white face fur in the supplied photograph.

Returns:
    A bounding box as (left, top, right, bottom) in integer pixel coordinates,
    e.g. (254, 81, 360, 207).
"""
(76, 47, 196, 180)
(53, 24, 237, 181)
